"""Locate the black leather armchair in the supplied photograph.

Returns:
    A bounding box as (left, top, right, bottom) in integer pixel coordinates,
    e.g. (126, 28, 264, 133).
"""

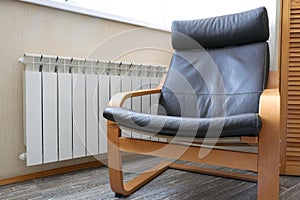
(103, 7, 280, 200)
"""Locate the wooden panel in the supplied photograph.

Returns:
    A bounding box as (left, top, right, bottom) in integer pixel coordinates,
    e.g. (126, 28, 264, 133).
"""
(282, 0, 300, 175)
(287, 137, 300, 143)
(286, 165, 300, 175)
(292, 0, 300, 8)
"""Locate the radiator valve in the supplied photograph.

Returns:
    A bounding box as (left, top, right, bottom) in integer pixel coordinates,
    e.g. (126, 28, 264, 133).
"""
(19, 153, 27, 161)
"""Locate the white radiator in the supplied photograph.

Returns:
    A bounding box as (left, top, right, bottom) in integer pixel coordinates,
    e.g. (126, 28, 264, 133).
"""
(20, 54, 167, 166)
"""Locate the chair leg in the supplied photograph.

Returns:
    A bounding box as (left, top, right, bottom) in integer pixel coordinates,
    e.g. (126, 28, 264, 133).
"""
(257, 129, 280, 199)
(107, 121, 169, 197)
(257, 89, 280, 200)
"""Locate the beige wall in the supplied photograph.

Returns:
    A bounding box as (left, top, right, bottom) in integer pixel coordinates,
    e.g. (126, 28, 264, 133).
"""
(0, 0, 172, 179)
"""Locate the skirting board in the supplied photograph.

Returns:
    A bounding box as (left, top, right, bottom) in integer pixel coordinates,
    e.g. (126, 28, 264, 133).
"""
(0, 153, 142, 186)
(0, 161, 102, 186)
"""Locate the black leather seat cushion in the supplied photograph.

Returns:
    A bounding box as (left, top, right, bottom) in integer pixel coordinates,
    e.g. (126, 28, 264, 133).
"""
(103, 107, 262, 138)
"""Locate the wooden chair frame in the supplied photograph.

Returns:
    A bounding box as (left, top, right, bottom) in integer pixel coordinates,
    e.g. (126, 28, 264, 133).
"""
(106, 73, 280, 200)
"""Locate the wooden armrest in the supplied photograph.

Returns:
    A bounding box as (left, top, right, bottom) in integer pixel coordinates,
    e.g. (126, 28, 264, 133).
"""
(241, 89, 280, 144)
(259, 89, 280, 127)
(109, 88, 162, 107)
(259, 88, 280, 137)
(259, 89, 280, 116)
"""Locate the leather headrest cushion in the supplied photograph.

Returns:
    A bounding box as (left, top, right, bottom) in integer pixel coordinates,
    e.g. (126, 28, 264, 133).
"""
(172, 7, 269, 49)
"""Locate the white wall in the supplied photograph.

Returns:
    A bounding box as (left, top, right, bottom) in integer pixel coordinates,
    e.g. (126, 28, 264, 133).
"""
(0, 0, 172, 179)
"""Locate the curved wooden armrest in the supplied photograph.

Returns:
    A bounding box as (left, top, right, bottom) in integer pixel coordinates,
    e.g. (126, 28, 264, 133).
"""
(109, 88, 162, 107)
(259, 89, 280, 118)
(242, 89, 280, 144)
(259, 88, 280, 140)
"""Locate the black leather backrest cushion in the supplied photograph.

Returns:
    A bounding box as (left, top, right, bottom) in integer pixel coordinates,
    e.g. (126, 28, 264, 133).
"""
(158, 7, 270, 118)
(172, 7, 269, 49)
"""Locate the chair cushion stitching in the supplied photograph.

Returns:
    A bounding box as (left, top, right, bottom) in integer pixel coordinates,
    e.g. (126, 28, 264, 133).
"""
(161, 90, 263, 95)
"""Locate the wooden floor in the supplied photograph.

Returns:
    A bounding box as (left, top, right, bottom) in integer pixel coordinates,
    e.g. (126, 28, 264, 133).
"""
(1, 156, 300, 200)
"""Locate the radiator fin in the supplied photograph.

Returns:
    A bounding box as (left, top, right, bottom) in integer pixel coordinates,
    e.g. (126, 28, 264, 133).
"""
(21, 54, 167, 166)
